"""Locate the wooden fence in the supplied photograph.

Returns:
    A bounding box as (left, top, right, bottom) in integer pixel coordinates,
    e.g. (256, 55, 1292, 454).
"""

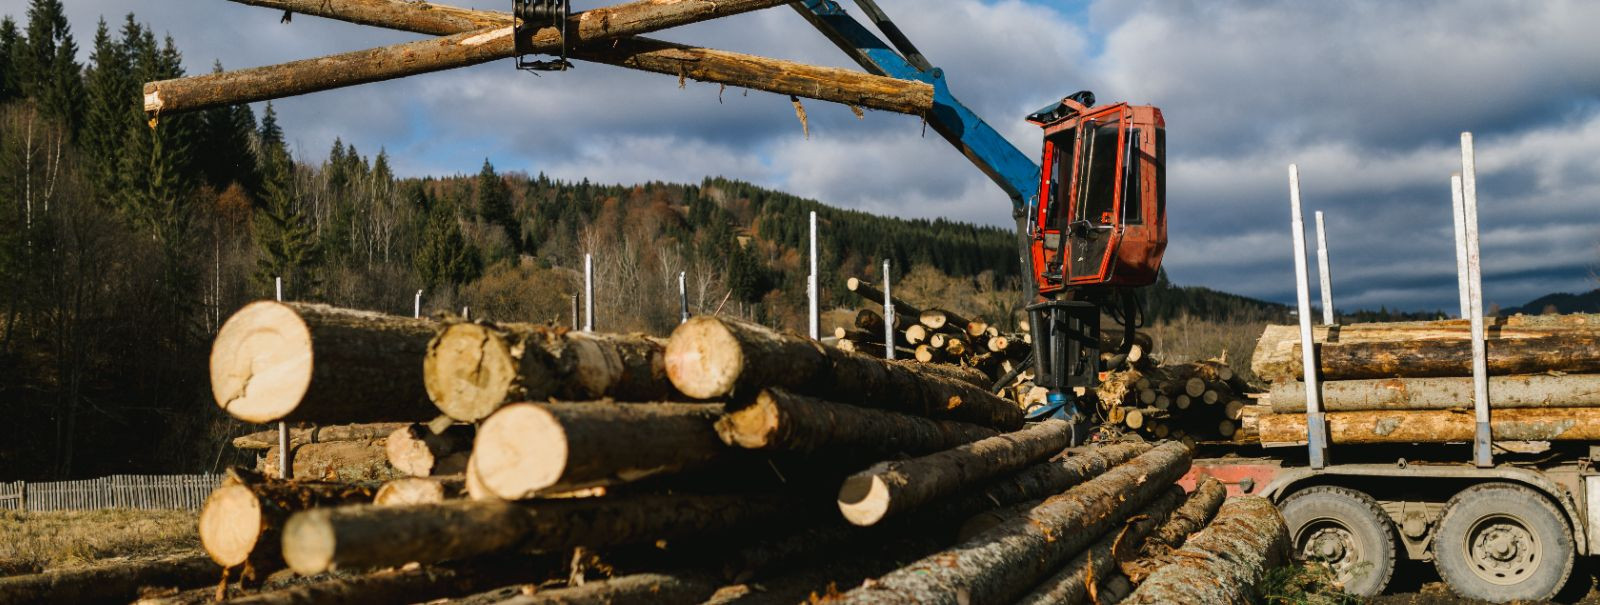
(0, 474, 221, 512)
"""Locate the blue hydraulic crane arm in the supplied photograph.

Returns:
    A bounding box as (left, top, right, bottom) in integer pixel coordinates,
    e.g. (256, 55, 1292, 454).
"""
(789, 0, 1043, 219)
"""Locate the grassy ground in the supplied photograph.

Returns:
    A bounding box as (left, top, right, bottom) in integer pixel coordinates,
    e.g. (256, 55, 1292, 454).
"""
(0, 509, 202, 574)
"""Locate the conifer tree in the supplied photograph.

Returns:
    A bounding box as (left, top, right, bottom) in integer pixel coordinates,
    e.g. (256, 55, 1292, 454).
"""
(415, 196, 480, 291)
(0, 18, 20, 102)
(19, 0, 83, 134)
(195, 61, 258, 193)
(253, 103, 321, 294)
(476, 158, 516, 245)
(82, 17, 132, 197)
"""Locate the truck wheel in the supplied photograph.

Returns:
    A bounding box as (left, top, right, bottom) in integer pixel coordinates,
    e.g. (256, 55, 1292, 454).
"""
(1279, 486, 1396, 597)
(1432, 483, 1573, 603)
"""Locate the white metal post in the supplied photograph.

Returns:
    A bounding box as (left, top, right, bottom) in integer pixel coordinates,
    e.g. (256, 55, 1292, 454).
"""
(413, 290, 423, 319)
(1450, 174, 1471, 319)
(274, 277, 283, 302)
(1314, 211, 1335, 326)
(1289, 165, 1328, 468)
(808, 211, 820, 340)
(882, 259, 895, 360)
(583, 253, 594, 331)
(1461, 133, 1492, 468)
(461, 306, 469, 320)
(274, 277, 288, 479)
(678, 271, 689, 324)
(570, 295, 579, 329)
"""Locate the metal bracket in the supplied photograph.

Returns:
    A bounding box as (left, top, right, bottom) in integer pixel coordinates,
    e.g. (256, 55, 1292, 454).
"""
(513, 0, 573, 72)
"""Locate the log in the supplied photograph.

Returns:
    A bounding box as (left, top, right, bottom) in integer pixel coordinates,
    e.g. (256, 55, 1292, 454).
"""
(1146, 475, 1227, 552)
(232, 422, 408, 450)
(374, 476, 466, 505)
(919, 309, 971, 333)
(464, 452, 497, 501)
(473, 402, 726, 499)
(913, 344, 947, 363)
(856, 307, 911, 334)
(198, 468, 377, 573)
(1121, 497, 1289, 605)
(1256, 407, 1600, 445)
(210, 301, 436, 423)
(145, 0, 790, 115)
(222, 0, 933, 116)
(425, 321, 676, 423)
(904, 324, 930, 345)
(1013, 486, 1187, 605)
(837, 338, 886, 358)
(220, 556, 550, 605)
(259, 440, 398, 481)
(1250, 315, 1600, 379)
(1224, 399, 1247, 421)
(0, 555, 217, 605)
(1268, 374, 1600, 413)
(847, 277, 922, 317)
(1260, 336, 1600, 382)
(715, 388, 998, 456)
(282, 493, 792, 573)
(665, 316, 1023, 429)
(494, 573, 720, 605)
(834, 441, 1192, 604)
(385, 423, 472, 477)
(967, 319, 990, 338)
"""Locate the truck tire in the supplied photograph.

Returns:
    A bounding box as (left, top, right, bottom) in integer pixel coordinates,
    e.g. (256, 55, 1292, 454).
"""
(1279, 485, 1396, 597)
(1432, 482, 1573, 603)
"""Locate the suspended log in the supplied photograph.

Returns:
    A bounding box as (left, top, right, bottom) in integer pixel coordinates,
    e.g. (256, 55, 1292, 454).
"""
(281, 493, 791, 573)
(1013, 486, 1186, 605)
(220, 556, 551, 605)
(223, 0, 934, 116)
(1268, 374, 1600, 413)
(716, 388, 997, 456)
(210, 301, 436, 424)
(919, 309, 971, 333)
(834, 442, 1192, 604)
(1121, 497, 1289, 605)
(374, 476, 466, 506)
(847, 277, 922, 317)
(198, 468, 377, 574)
(146, 0, 791, 115)
(495, 573, 720, 605)
(385, 423, 472, 477)
(425, 321, 675, 423)
(1259, 336, 1600, 382)
(665, 316, 1023, 429)
(232, 422, 407, 450)
(1251, 315, 1600, 379)
(837, 419, 1073, 526)
(259, 440, 397, 482)
(1256, 407, 1600, 445)
(473, 402, 726, 499)
(0, 555, 217, 605)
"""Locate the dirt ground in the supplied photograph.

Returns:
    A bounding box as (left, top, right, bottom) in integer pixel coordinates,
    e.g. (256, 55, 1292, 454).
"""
(1365, 558, 1600, 605)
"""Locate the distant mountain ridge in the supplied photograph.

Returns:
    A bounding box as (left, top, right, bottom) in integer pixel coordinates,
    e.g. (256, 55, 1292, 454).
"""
(1503, 288, 1600, 315)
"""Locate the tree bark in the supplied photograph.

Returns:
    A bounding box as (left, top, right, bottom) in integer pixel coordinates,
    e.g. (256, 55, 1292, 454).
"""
(473, 401, 727, 499)
(716, 388, 997, 456)
(1013, 486, 1187, 605)
(856, 307, 911, 334)
(847, 277, 922, 317)
(233, 422, 408, 450)
(838, 419, 1074, 526)
(220, 556, 551, 605)
(1145, 475, 1226, 553)
(198, 468, 378, 574)
(281, 492, 792, 574)
(259, 440, 398, 482)
(210, 301, 437, 424)
(1121, 496, 1289, 605)
(1258, 336, 1600, 382)
(374, 475, 466, 505)
(385, 423, 473, 477)
(0, 555, 217, 605)
(1269, 374, 1600, 412)
(834, 441, 1192, 605)
(220, 0, 933, 115)
(1250, 316, 1600, 381)
(425, 321, 677, 423)
(494, 573, 720, 605)
(1255, 407, 1600, 444)
(665, 316, 1023, 429)
(145, 0, 790, 115)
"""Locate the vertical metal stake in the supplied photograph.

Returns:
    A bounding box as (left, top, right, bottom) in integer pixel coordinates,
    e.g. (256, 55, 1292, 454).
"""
(882, 259, 894, 360)
(808, 211, 820, 340)
(274, 277, 288, 479)
(1314, 211, 1335, 326)
(1450, 174, 1471, 319)
(413, 289, 423, 319)
(1289, 165, 1328, 469)
(570, 295, 579, 329)
(461, 306, 469, 321)
(678, 271, 689, 324)
(1461, 133, 1492, 468)
(583, 254, 595, 331)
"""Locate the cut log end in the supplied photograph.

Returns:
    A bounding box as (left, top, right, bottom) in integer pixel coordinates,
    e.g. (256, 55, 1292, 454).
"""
(199, 483, 264, 567)
(425, 323, 518, 422)
(474, 404, 568, 500)
(210, 300, 313, 423)
(282, 509, 337, 575)
(713, 393, 781, 449)
(836, 471, 892, 527)
(374, 478, 449, 506)
(664, 317, 744, 399)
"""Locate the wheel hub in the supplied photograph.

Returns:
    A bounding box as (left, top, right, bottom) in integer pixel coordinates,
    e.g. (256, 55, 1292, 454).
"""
(1464, 515, 1540, 586)
(1300, 524, 1358, 577)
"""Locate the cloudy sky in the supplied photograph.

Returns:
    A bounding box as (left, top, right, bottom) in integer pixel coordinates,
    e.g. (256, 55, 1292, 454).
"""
(20, 0, 1600, 311)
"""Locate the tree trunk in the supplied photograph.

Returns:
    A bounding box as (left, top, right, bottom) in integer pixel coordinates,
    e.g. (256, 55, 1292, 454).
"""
(1259, 336, 1600, 382)
(219, 556, 552, 605)
(715, 388, 997, 456)
(1013, 486, 1187, 605)
(1269, 374, 1600, 412)
(837, 338, 887, 358)
(259, 440, 398, 482)
(232, 422, 408, 450)
(221, 0, 933, 115)
(494, 573, 720, 605)
(665, 317, 1023, 429)
(1121, 497, 1289, 605)
(1250, 316, 1600, 381)
(837, 419, 1074, 526)
(281, 492, 792, 574)
(374, 475, 466, 505)
(198, 468, 378, 574)
(425, 321, 677, 423)
(834, 441, 1192, 605)
(919, 309, 971, 333)
(1256, 407, 1600, 444)
(385, 423, 473, 477)
(473, 402, 726, 499)
(0, 555, 218, 605)
(847, 277, 922, 317)
(856, 307, 911, 334)
(145, 0, 789, 115)
(1145, 475, 1227, 553)
(210, 301, 437, 424)
(887, 358, 991, 389)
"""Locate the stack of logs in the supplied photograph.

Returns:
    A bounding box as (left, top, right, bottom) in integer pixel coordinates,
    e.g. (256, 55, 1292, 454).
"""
(1097, 349, 1259, 446)
(0, 300, 1294, 604)
(1247, 313, 1600, 446)
(833, 277, 1031, 386)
